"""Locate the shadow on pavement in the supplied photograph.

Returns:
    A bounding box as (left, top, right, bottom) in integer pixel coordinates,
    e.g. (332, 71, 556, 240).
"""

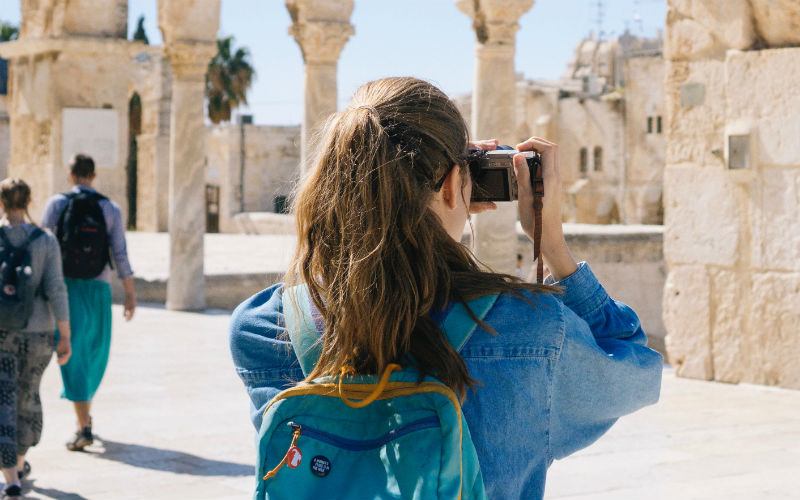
(93, 438, 254, 477)
(26, 481, 89, 500)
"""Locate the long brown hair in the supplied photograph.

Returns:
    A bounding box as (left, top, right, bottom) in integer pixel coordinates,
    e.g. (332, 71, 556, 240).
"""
(287, 77, 552, 398)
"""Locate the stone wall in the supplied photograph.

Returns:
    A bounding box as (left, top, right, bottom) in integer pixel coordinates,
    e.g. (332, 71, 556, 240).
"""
(624, 56, 665, 224)
(1, 39, 132, 222)
(0, 96, 8, 180)
(663, 0, 800, 389)
(205, 124, 301, 233)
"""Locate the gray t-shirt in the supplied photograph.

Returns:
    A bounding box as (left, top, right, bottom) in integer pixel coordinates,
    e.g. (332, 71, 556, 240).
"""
(1, 223, 69, 332)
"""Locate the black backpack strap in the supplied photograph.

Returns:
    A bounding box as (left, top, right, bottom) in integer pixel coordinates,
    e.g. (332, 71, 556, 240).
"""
(0, 226, 43, 251)
(0, 226, 11, 247)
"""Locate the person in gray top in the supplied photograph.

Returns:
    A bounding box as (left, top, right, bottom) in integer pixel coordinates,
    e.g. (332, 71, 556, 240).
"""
(0, 178, 71, 500)
(41, 154, 136, 453)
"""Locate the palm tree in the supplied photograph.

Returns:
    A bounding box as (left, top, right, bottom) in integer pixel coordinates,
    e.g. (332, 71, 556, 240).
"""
(206, 36, 255, 124)
(0, 22, 19, 42)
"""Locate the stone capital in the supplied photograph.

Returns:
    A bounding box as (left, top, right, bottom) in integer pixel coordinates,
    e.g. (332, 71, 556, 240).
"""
(456, 0, 534, 45)
(164, 41, 216, 80)
(289, 20, 354, 64)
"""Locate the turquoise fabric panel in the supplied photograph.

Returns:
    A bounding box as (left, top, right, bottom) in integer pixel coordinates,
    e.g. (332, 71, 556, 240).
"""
(58, 279, 112, 401)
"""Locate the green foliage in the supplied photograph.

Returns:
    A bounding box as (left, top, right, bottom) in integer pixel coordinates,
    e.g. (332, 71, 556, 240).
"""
(206, 36, 256, 124)
(132, 15, 149, 44)
(0, 22, 19, 42)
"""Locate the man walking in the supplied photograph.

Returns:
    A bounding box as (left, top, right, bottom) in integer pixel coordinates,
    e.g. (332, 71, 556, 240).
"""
(42, 154, 136, 451)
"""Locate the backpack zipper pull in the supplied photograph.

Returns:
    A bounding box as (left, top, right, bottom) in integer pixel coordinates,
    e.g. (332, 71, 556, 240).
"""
(263, 423, 302, 480)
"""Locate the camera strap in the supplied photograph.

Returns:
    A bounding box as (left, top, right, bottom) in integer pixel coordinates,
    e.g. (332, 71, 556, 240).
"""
(532, 162, 545, 284)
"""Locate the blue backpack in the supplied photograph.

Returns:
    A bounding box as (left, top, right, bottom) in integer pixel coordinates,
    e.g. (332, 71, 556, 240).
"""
(0, 226, 44, 331)
(254, 285, 498, 500)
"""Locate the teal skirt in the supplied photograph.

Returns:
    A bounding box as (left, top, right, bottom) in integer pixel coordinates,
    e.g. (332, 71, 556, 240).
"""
(57, 279, 112, 402)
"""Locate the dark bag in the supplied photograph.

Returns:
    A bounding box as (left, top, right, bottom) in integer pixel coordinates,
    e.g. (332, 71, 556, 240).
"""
(0, 226, 44, 331)
(56, 191, 111, 279)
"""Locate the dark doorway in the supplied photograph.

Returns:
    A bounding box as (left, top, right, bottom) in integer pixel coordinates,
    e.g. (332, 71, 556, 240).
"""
(126, 93, 142, 230)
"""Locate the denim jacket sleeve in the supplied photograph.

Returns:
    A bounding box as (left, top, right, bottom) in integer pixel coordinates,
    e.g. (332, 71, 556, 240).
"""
(546, 263, 663, 460)
(229, 284, 305, 430)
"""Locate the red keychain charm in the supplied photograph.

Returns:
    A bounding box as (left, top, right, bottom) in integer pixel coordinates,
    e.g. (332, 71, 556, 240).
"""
(286, 446, 302, 469)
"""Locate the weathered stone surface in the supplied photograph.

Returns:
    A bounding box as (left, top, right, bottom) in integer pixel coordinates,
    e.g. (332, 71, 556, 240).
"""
(205, 124, 300, 233)
(20, 0, 127, 39)
(748, 272, 800, 389)
(663, 166, 740, 266)
(751, 0, 800, 47)
(758, 168, 800, 272)
(663, 264, 713, 380)
(664, 59, 727, 167)
(665, 18, 717, 60)
(708, 267, 748, 383)
(725, 48, 800, 168)
(667, 0, 755, 55)
(157, 0, 221, 45)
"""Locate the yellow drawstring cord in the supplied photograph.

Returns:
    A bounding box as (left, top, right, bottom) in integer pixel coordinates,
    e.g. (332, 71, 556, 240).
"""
(263, 426, 302, 480)
(338, 363, 401, 408)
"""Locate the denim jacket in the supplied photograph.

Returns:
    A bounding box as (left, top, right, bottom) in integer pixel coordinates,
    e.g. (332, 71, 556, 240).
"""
(229, 262, 663, 499)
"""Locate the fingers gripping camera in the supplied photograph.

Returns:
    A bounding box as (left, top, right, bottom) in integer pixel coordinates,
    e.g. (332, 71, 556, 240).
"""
(469, 146, 543, 203)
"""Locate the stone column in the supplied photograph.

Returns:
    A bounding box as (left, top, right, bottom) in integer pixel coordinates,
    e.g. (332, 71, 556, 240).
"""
(158, 0, 220, 310)
(162, 42, 216, 311)
(457, 0, 534, 274)
(286, 0, 354, 172)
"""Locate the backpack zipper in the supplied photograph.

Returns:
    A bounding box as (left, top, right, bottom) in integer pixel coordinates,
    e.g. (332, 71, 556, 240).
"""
(286, 416, 440, 452)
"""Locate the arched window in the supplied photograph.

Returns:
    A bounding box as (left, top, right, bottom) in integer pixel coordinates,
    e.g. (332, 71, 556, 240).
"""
(657, 116, 663, 134)
(579, 147, 588, 176)
(594, 146, 603, 171)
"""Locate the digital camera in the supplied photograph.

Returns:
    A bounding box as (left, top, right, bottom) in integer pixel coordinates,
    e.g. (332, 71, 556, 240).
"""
(468, 146, 542, 202)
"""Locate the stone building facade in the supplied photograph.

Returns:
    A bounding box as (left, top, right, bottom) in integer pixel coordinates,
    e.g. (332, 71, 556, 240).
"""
(662, 0, 800, 389)
(205, 123, 300, 233)
(457, 32, 666, 225)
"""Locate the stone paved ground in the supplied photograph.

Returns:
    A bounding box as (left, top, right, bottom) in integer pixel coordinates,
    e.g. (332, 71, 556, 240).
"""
(20, 305, 800, 500)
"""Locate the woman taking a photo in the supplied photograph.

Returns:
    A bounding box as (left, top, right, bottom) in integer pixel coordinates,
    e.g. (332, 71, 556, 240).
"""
(0, 178, 71, 500)
(230, 77, 662, 499)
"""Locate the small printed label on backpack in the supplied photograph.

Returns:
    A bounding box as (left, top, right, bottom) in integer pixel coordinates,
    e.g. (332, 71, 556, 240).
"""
(310, 456, 331, 477)
(287, 446, 302, 469)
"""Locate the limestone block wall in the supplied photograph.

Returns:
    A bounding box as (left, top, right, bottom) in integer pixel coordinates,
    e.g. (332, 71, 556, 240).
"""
(624, 56, 665, 224)
(0, 96, 9, 180)
(20, 0, 128, 39)
(3, 40, 132, 222)
(205, 124, 301, 233)
(663, 0, 800, 389)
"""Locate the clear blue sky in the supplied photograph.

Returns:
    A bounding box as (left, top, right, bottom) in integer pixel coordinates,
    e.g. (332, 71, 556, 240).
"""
(3, 0, 665, 125)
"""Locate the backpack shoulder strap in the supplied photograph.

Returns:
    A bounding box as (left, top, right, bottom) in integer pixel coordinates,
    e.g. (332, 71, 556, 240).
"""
(282, 284, 500, 375)
(282, 284, 322, 377)
(0, 226, 10, 247)
(439, 293, 499, 352)
(0, 226, 43, 250)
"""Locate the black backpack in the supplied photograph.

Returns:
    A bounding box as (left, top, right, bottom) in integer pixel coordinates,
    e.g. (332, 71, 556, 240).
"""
(56, 191, 111, 280)
(0, 226, 44, 331)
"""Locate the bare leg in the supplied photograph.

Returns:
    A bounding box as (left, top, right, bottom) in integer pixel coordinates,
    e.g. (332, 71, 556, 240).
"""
(1, 466, 18, 485)
(73, 401, 91, 429)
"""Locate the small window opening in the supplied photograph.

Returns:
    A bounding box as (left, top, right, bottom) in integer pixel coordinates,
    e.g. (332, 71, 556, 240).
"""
(579, 148, 588, 176)
(593, 146, 603, 172)
(647, 116, 653, 134)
